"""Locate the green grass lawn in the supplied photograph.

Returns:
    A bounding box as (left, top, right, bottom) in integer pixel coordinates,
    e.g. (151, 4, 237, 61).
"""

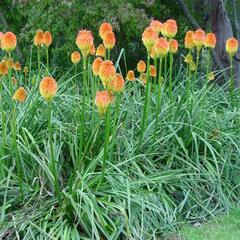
(175, 210, 240, 240)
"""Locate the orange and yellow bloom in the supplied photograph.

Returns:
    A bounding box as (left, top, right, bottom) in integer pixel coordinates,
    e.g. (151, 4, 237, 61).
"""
(76, 30, 94, 58)
(126, 70, 135, 81)
(184, 30, 195, 49)
(149, 20, 162, 34)
(43, 31, 52, 47)
(71, 51, 81, 64)
(193, 29, 206, 50)
(39, 76, 58, 101)
(162, 19, 177, 38)
(153, 37, 169, 59)
(109, 73, 125, 93)
(92, 57, 103, 76)
(169, 39, 178, 54)
(103, 31, 116, 50)
(0, 61, 8, 75)
(12, 87, 27, 102)
(226, 37, 239, 56)
(14, 61, 21, 71)
(205, 33, 216, 49)
(142, 27, 158, 53)
(98, 60, 116, 87)
(96, 44, 106, 57)
(137, 60, 146, 73)
(1, 32, 17, 52)
(150, 65, 156, 77)
(99, 22, 113, 39)
(34, 30, 44, 47)
(95, 90, 112, 116)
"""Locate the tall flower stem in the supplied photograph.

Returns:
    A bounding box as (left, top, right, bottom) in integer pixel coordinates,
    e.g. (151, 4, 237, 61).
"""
(154, 57, 163, 141)
(46, 47, 49, 73)
(0, 79, 6, 157)
(37, 47, 41, 79)
(78, 57, 87, 167)
(230, 56, 234, 104)
(164, 54, 168, 81)
(154, 58, 158, 93)
(169, 52, 173, 101)
(47, 101, 61, 205)
(137, 54, 150, 152)
(206, 49, 211, 80)
(97, 106, 111, 189)
(12, 102, 23, 198)
(193, 49, 200, 91)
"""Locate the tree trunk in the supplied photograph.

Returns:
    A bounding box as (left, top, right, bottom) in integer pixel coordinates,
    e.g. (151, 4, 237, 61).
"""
(209, 0, 240, 87)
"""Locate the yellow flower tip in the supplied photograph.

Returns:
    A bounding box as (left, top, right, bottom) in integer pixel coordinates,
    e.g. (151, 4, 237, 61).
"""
(205, 33, 216, 49)
(0, 61, 8, 76)
(108, 73, 125, 93)
(71, 51, 81, 65)
(154, 37, 169, 59)
(23, 66, 29, 75)
(99, 22, 113, 39)
(193, 29, 206, 50)
(140, 72, 147, 84)
(1, 32, 17, 52)
(34, 29, 44, 47)
(39, 76, 58, 101)
(14, 61, 21, 71)
(137, 60, 146, 73)
(76, 30, 94, 58)
(6, 58, 14, 69)
(11, 76, 18, 85)
(226, 37, 239, 56)
(142, 27, 158, 53)
(208, 71, 215, 81)
(98, 60, 116, 88)
(184, 53, 193, 64)
(43, 31, 52, 47)
(150, 47, 157, 60)
(95, 90, 112, 116)
(103, 31, 116, 50)
(92, 57, 103, 76)
(161, 19, 178, 38)
(12, 87, 27, 102)
(90, 44, 96, 55)
(149, 20, 162, 34)
(169, 39, 178, 54)
(126, 70, 135, 81)
(150, 65, 156, 77)
(96, 44, 106, 57)
(184, 30, 195, 49)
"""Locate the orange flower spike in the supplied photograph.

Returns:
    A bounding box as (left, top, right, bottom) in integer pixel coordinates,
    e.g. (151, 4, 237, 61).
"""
(226, 37, 238, 56)
(98, 60, 116, 88)
(71, 51, 81, 65)
(184, 30, 195, 49)
(150, 65, 157, 77)
(150, 47, 157, 60)
(14, 61, 21, 71)
(137, 60, 146, 73)
(99, 22, 113, 39)
(39, 76, 58, 101)
(103, 31, 116, 50)
(0, 61, 8, 76)
(142, 27, 158, 53)
(126, 70, 135, 81)
(90, 44, 96, 55)
(92, 57, 103, 76)
(76, 30, 94, 59)
(34, 30, 44, 47)
(96, 44, 106, 57)
(149, 20, 162, 34)
(154, 37, 169, 59)
(169, 39, 179, 54)
(1, 32, 17, 52)
(95, 90, 112, 116)
(162, 19, 178, 38)
(43, 31, 52, 47)
(193, 29, 206, 50)
(205, 33, 216, 49)
(12, 87, 27, 102)
(109, 73, 125, 93)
